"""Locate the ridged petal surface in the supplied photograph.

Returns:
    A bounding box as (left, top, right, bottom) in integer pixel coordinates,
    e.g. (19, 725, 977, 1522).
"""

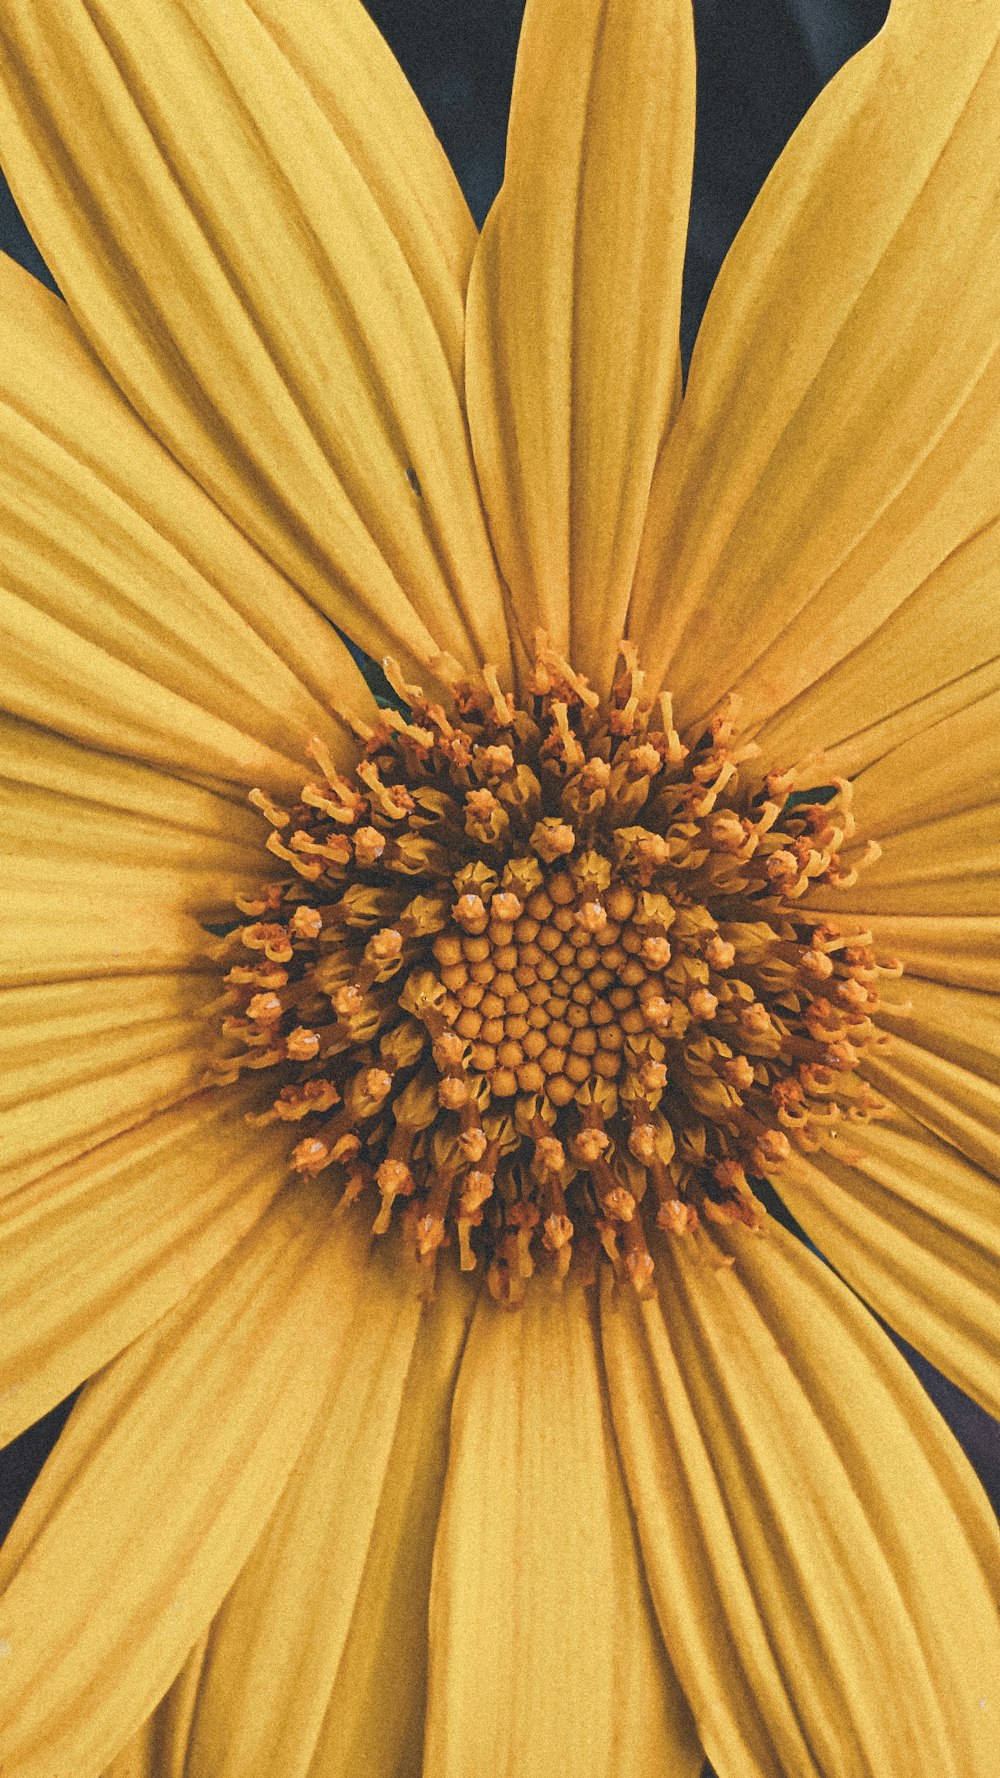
(423, 1283, 702, 1778)
(466, 0, 694, 684)
(0, 0, 511, 686)
(630, 3, 1000, 759)
(0, 1193, 372, 1778)
(602, 1224, 1000, 1778)
(0, 1092, 286, 1444)
(0, 253, 368, 792)
(779, 1113, 1000, 1417)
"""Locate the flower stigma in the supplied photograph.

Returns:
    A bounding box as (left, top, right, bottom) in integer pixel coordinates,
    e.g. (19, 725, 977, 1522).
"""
(204, 636, 897, 1305)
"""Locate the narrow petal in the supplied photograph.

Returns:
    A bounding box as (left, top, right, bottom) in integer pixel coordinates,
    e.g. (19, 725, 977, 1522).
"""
(0, 731, 282, 1269)
(753, 523, 1000, 779)
(3, 891, 205, 988)
(778, 1113, 1000, 1417)
(466, 0, 694, 681)
(815, 913, 1000, 994)
(302, 1271, 473, 1778)
(861, 975, 1000, 1176)
(630, 6, 1000, 739)
(1, 720, 268, 987)
(4, 782, 255, 985)
(1, 712, 265, 838)
(0, 254, 369, 791)
(0, 973, 211, 1188)
(132, 1265, 476, 1778)
(877, 975, 1000, 1086)
(0, 1091, 287, 1443)
(808, 806, 998, 918)
(861, 1040, 999, 1179)
(0, 0, 511, 684)
(0, 1190, 371, 1778)
(602, 1224, 1000, 1778)
(424, 1284, 701, 1778)
(2, 744, 270, 993)
(803, 735, 1000, 1019)
(845, 689, 1000, 838)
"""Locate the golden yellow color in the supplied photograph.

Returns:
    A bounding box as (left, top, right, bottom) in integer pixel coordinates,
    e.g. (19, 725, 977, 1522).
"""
(204, 638, 898, 1304)
(0, 2, 997, 1776)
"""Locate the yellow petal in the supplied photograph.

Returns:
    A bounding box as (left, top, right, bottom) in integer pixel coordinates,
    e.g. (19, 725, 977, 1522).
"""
(302, 1269, 473, 1778)
(0, 720, 271, 987)
(807, 805, 999, 918)
(2, 754, 269, 992)
(163, 1254, 424, 1778)
(630, 8, 1000, 738)
(602, 1223, 1000, 1778)
(0, 0, 510, 685)
(0, 1189, 371, 1778)
(0, 253, 369, 792)
(845, 689, 1000, 840)
(0, 973, 211, 1189)
(0, 1090, 286, 1444)
(753, 523, 1000, 779)
(778, 1112, 1000, 1418)
(3, 891, 205, 990)
(817, 912, 1000, 994)
(423, 1283, 701, 1778)
(878, 975, 1000, 1082)
(466, 0, 694, 683)
(862, 1038, 1000, 1180)
(1, 711, 264, 834)
(820, 863, 1000, 1173)
(247, 0, 477, 371)
(101, 1636, 211, 1778)
(131, 1262, 475, 1778)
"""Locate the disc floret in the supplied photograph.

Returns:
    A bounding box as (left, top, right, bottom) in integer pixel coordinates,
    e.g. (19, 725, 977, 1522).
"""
(205, 635, 895, 1301)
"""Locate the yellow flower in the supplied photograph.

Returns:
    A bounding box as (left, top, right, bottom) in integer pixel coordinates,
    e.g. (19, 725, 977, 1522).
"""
(0, 1, 998, 1775)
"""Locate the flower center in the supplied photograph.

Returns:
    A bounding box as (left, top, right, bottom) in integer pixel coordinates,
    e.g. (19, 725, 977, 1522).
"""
(432, 867, 681, 1108)
(205, 636, 894, 1304)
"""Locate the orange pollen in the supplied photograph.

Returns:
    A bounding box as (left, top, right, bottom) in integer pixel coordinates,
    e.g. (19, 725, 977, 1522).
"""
(204, 635, 894, 1302)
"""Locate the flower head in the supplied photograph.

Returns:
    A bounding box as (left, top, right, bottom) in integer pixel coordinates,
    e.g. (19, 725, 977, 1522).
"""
(0, 1, 998, 1775)
(207, 634, 895, 1304)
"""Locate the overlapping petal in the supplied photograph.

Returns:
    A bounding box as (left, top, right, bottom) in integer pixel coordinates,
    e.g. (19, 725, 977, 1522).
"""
(466, 0, 694, 683)
(102, 1635, 212, 1778)
(423, 1283, 701, 1778)
(0, 7, 997, 1778)
(116, 1265, 475, 1778)
(298, 1273, 471, 1778)
(845, 688, 1000, 838)
(867, 978, 1000, 1174)
(778, 1112, 1000, 1417)
(630, 1, 1000, 754)
(245, 0, 477, 358)
(821, 913, 1000, 994)
(0, 253, 369, 792)
(602, 1223, 1000, 1778)
(822, 807, 996, 918)
(0, 0, 511, 687)
(0, 1091, 288, 1445)
(2, 719, 263, 1185)
(804, 699, 1000, 993)
(0, 972, 212, 1189)
(0, 720, 281, 1009)
(754, 524, 1000, 780)
(862, 1040, 1000, 1178)
(878, 976, 1000, 1090)
(0, 1190, 372, 1778)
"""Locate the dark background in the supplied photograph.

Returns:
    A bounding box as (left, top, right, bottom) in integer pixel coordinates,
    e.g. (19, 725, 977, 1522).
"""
(2, 5, 998, 1754)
